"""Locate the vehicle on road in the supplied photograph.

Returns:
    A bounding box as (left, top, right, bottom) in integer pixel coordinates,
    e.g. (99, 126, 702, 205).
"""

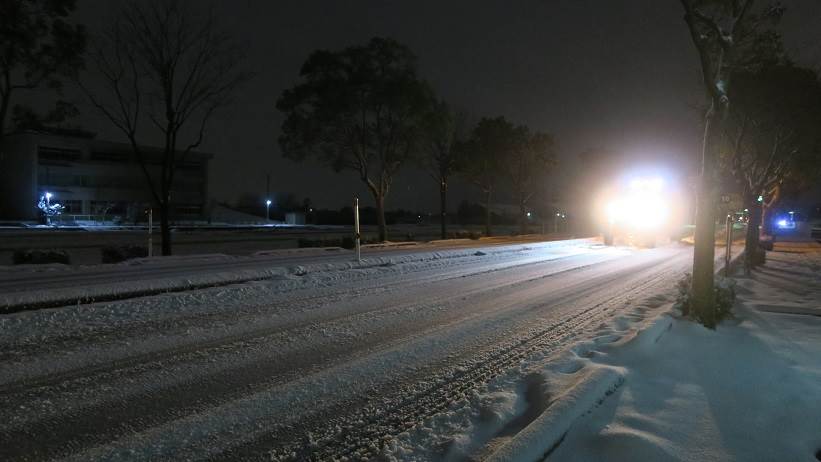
(595, 175, 685, 248)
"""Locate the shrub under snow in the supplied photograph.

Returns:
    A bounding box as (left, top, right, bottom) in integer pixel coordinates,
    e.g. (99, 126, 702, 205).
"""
(675, 273, 736, 325)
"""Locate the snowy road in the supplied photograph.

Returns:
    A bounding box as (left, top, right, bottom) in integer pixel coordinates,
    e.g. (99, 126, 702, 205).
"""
(0, 237, 576, 311)
(0, 244, 452, 310)
(0, 240, 694, 461)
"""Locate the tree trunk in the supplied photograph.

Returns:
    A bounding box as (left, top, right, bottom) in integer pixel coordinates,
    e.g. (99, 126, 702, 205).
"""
(160, 200, 172, 256)
(484, 190, 492, 237)
(0, 93, 9, 139)
(375, 193, 387, 242)
(691, 100, 724, 328)
(761, 184, 780, 236)
(0, 88, 10, 160)
(743, 196, 763, 274)
(439, 178, 447, 240)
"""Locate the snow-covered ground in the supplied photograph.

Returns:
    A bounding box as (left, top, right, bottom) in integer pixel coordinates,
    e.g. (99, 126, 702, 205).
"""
(0, 237, 709, 461)
(544, 243, 821, 462)
(0, 237, 595, 312)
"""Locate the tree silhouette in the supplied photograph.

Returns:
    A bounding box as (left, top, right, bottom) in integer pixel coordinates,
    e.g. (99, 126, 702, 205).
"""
(0, 0, 86, 145)
(277, 37, 433, 242)
(419, 100, 468, 239)
(678, 0, 780, 327)
(724, 64, 821, 271)
(506, 128, 556, 234)
(463, 116, 519, 237)
(82, 0, 249, 255)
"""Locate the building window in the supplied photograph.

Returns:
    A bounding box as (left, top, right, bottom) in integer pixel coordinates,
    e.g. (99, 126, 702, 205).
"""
(177, 162, 202, 173)
(62, 200, 83, 214)
(38, 146, 82, 163)
(90, 151, 130, 162)
(90, 201, 127, 216)
(38, 171, 77, 187)
(175, 204, 202, 215)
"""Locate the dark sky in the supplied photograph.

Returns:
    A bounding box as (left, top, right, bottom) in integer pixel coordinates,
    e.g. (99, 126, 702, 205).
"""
(64, 0, 821, 211)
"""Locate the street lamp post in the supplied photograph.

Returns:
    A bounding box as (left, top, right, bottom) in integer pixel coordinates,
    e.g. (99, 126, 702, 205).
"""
(265, 199, 272, 221)
(44, 192, 53, 225)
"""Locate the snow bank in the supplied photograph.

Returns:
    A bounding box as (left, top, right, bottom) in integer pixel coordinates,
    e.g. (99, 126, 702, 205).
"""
(549, 248, 821, 462)
(0, 238, 597, 312)
(486, 366, 625, 462)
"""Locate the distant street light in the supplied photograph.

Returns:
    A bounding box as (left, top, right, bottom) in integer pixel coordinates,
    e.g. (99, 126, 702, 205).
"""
(265, 199, 272, 221)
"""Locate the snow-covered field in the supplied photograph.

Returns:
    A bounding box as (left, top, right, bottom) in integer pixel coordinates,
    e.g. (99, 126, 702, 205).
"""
(0, 239, 705, 461)
(547, 244, 821, 462)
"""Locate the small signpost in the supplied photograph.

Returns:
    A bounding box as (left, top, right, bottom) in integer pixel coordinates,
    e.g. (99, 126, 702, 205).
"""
(725, 214, 732, 276)
(354, 197, 361, 263)
(148, 208, 153, 258)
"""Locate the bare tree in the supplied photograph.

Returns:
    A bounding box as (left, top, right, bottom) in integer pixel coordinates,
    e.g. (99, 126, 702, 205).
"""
(679, 0, 757, 327)
(81, 0, 249, 255)
(724, 64, 821, 271)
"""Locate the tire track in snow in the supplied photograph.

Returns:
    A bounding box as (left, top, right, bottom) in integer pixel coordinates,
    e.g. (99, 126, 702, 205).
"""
(0, 247, 606, 389)
(0, 243, 593, 361)
(0, 248, 619, 461)
(205, 251, 690, 460)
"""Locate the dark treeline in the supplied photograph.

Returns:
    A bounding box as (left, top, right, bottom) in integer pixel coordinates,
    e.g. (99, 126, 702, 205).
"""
(277, 37, 557, 242)
(230, 193, 532, 230)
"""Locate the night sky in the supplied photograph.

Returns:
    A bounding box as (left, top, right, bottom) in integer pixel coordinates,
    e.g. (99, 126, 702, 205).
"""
(55, 1, 821, 211)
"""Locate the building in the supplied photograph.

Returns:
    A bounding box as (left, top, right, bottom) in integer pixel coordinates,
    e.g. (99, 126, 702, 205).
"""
(0, 130, 212, 223)
(285, 212, 306, 225)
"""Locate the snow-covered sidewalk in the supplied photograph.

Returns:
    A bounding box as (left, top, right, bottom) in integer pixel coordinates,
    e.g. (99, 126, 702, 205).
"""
(546, 245, 821, 461)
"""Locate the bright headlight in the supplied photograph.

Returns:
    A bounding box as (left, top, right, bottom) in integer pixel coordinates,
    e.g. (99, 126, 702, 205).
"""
(606, 195, 668, 229)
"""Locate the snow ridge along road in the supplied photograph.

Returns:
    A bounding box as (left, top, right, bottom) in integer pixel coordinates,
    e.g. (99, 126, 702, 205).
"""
(0, 238, 594, 313)
(0, 239, 693, 461)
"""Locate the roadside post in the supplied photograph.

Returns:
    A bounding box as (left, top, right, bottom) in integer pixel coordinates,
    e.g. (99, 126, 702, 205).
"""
(148, 208, 153, 257)
(354, 197, 361, 263)
(725, 214, 732, 276)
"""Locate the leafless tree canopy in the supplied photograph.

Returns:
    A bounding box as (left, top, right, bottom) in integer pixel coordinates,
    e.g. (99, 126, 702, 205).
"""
(82, 0, 250, 254)
(85, 0, 247, 156)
